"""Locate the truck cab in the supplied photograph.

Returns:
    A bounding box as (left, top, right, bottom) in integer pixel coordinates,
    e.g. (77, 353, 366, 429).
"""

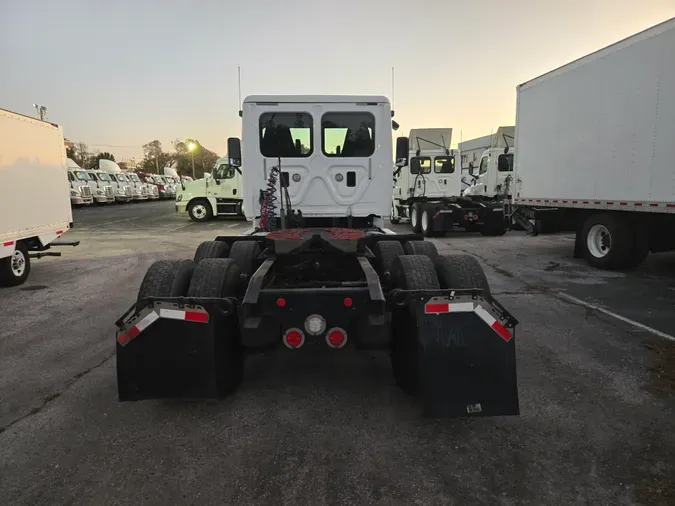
(136, 173, 161, 200)
(463, 146, 516, 200)
(122, 171, 149, 201)
(67, 168, 94, 206)
(175, 156, 244, 222)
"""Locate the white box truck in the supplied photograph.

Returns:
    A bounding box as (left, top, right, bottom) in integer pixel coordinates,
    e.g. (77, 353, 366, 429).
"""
(510, 17, 675, 269)
(0, 108, 79, 286)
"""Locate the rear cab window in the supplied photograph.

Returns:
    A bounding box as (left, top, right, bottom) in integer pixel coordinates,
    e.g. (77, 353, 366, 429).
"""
(259, 112, 313, 157)
(410, 157, 431, 175)
(321, 112, 375, 157)
(434, 156, 455, 174)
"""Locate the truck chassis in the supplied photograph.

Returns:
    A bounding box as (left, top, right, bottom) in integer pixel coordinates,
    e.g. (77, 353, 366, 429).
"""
(116, 227, 519, 418)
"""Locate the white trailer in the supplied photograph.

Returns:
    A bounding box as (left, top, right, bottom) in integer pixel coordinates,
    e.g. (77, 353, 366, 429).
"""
(511, 17, 675, 269)
(0, 108, 79, 286)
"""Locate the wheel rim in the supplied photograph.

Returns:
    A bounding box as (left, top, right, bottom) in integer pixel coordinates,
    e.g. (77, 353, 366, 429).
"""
(421, 210, 428, 231)
(587, 224, 611, 258)
(192, 204, 207, 219)
(411, 206, 418, 227)
(11, 250, 26, 277)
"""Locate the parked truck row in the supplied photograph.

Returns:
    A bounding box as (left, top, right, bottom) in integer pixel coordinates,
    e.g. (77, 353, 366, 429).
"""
(67, 157, 180, 207)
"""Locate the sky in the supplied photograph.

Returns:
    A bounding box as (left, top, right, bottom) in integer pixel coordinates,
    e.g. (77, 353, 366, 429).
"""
(1, 0, 674, 161)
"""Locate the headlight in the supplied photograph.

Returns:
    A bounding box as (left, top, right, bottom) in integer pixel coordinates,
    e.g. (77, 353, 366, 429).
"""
(96, 190, 104, 195)
(70, 190, 79, 196)
(176, 194, 183, 202)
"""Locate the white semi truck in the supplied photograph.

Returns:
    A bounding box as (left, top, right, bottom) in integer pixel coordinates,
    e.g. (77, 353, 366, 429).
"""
(392, 128, 507, 236)
(510, 17, 675, 269)
(460, 127, 516, 201)
(0, 108, 79, 286)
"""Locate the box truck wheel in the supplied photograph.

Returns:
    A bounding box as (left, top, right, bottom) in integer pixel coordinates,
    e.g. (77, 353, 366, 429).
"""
(390, 202, 400, 224)
(373, 240, 404, 275)
(434, 254, 490, 295)
(581, 214, 631, 269)
(0, 243, 30, 287)
(194, 241, 230, 263)
(403, 240, 438, 260)
(137, 259, 195, 301)
(187, 199, 213, 222)
(390, 255, 440, 394)
(410, 203, 422, 232)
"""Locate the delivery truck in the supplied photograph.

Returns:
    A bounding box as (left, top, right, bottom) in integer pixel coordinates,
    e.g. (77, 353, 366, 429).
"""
(510, 17, 675, 270)
(0, 108, 79, 286)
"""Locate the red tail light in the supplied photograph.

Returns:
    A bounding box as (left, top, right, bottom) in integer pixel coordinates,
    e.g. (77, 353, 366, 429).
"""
(283, 328, 304, 349)
(326, 327, 347, 348)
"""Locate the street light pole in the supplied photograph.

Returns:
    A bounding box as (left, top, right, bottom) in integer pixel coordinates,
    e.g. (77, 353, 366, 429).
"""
(188, 142, 196, 179)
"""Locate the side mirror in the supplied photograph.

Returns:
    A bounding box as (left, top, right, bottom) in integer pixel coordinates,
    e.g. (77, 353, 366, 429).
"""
(227, 137, 242, 167)
(391, 120, 400, 131)
(395, 137, 409, 167)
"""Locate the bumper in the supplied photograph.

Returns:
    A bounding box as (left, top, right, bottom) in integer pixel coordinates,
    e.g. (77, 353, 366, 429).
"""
(132, 193, 148, 201)
(93, 195, 111, 204)
(71, 196, 93, 205)
(115, 195, 132, 202)
(175, 201, 188, 215)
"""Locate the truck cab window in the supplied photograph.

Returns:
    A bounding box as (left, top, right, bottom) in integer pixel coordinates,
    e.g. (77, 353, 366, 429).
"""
(259, 112, 312, 158)
(410, 157, 431, 175)
(216, 164, 235, 179)
(321, 112, 375, 157)
(498, 154, 514, 172)
(479, 157, 489, 175)
(68, 172, 75, 182)
(434, 156, 455, 174)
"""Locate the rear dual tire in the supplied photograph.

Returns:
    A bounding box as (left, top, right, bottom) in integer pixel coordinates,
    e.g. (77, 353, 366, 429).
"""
(580, 213, 649, 270)
(0, 243, 30, 287)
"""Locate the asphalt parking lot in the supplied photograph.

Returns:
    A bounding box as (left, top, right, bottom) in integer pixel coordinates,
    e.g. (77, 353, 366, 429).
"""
(1, 201, 674, 505)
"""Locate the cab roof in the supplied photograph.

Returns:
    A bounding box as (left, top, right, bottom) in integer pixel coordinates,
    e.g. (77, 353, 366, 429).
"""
(243, 95, 390, 104)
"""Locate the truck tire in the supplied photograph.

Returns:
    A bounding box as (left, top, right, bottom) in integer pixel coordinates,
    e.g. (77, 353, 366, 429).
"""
(581, 213, 632, 269)
(403, 240, 438, 260)
(434, 254, 490, 295)
(421, 204, 443, 238)
(187, 258, 241, 297)
(229, 241, 261, 277)
(137, 259, 195, 301)
(625, 223, 650, 269)
(186, 258, 243, 395)
(0, 242, 30, 287)
(373, 240, 404, 275)
(390, 255, 440, 394)
(194, 240, 230, 263)
(187, 199, 213, 222)
(410, 203, 422, 232)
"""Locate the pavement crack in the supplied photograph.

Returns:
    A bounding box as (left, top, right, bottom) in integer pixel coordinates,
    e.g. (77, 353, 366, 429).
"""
(0, 350, 115, 435)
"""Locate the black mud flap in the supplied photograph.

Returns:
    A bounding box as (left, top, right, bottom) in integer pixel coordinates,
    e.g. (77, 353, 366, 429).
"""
(397, 290, 519, 417)
(115, 297, 237, 401)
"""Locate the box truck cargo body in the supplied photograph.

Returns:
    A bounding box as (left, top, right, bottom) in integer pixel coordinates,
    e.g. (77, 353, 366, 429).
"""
(0, 108, 79, 286)
(511, 17, 675, 269)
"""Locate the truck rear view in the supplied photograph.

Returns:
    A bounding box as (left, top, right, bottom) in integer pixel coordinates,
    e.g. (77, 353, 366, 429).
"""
(512, 18, 675, 269)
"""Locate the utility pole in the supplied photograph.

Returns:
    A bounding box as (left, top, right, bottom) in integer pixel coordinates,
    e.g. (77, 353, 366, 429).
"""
(191, 151, 195, 179)
(33, 104, 47, 121)
(155, 156, 159, 174)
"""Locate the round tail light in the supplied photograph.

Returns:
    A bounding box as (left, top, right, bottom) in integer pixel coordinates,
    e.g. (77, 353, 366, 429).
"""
(283, 328, 305, 349)
(326, 327, 347, 348)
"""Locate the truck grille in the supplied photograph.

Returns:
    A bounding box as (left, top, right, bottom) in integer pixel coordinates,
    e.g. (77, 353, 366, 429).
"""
(80, 186, 92, 197)
(105, 186, 113, 197)
(141, 185, 148, 194)
(151, 186, 159, 195)
(124, 185, 132, 196)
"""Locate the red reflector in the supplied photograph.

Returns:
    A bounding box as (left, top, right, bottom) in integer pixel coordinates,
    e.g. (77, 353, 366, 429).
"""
(463, 215, 469, 221)
(473, 214, 479, 220)
(425, 303, 449, 314)
(284, 329, 303, 348)
(3, 241, 14, 247)
(184, 311, 208, 323)
(56, 230, 63, 235)
(343, 297, 352, 307)
(117, 326, 140, 346)
(327, 329, 346, 347)
(433, 211, 441, 220)
(276, 297, 286, 307)
(492, 321, 513, 342)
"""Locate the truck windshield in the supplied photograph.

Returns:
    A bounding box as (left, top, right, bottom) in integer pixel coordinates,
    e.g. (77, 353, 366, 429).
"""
(116, 174, 127, 182)
(129, 174, 140, 182)
(97, 172, 110, 181)
(74, 171, 90, 181)
(498, 154, 514, 172)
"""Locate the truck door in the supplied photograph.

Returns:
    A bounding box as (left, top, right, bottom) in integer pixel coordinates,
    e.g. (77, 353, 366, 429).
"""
(475, 155, 490, 195)
(208, 164, 240, 214)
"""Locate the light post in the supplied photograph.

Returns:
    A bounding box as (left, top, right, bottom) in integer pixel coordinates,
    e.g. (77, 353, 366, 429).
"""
(188, 142, 196, 179)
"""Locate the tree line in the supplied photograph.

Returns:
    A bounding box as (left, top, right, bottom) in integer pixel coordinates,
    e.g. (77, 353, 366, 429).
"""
(65, 139, 221, 179)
